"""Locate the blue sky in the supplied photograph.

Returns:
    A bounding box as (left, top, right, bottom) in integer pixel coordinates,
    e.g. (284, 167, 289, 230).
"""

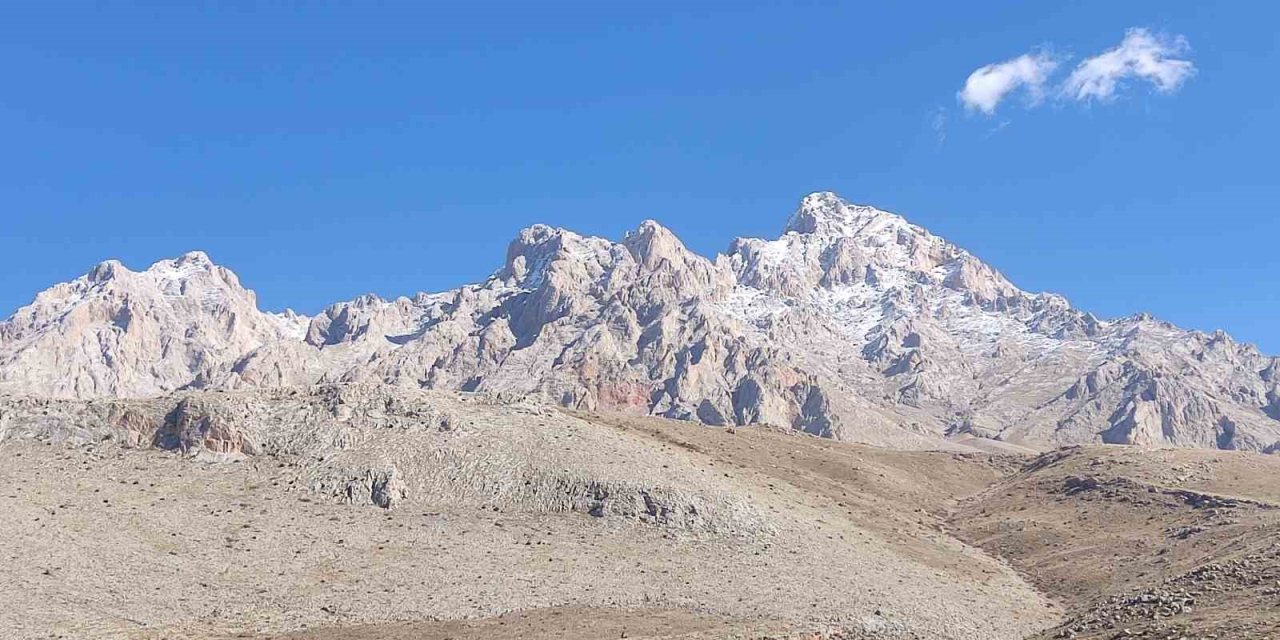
(2, 2, 1276, 352)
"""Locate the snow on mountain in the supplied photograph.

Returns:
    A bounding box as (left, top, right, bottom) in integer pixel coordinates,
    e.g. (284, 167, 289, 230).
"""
(2, 194, 1277, 453)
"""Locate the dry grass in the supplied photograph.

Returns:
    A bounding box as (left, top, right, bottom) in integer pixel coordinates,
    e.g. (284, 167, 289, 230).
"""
(949, 445, 1280, 639)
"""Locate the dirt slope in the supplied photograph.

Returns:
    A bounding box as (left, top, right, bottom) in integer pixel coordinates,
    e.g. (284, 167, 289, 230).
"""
(3, 389, 1280, 639)
(949, 445, 1280, 639)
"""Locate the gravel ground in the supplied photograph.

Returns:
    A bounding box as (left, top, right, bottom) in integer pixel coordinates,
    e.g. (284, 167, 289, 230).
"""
(0, 388, 1060, 640)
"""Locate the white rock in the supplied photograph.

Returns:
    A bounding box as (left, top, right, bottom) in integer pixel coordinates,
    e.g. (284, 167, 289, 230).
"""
(2, 193, 1277, 453)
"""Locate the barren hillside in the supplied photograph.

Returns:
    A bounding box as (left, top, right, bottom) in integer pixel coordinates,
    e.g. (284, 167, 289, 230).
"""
(2, 386, 1277, 638)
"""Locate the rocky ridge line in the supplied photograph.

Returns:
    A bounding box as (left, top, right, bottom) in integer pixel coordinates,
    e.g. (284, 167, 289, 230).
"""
(2, 193, 1276, 453)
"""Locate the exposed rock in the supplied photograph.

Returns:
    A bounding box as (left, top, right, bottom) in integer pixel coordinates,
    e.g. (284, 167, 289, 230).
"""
(154, 396, 258, 455)
(2, 193, 1276, 453)
(346, 467, 407, 509)
(0, 251, 305, 399)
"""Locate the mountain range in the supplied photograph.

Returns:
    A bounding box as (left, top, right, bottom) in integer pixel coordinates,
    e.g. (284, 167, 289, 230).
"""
(3, 192, 1276, 453)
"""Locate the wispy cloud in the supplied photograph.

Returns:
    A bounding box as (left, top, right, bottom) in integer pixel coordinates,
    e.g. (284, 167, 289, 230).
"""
(1061, 28, 1196, 103)
(930, 107, 948, 146)
(957, 28, 1195, 116)
(985, 120, 1011, 138)
(958, 51, 1060, 114)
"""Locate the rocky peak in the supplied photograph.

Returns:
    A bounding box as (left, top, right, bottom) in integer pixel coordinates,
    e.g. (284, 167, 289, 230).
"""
(87, 259, 127, 283)
(729, 193, 1024, 307)
(621, 220, 733, 300)
(176, 249, 213, 266)
(143, 251, 219, 279)
(500, 224, 622, 289)
(501, 224, 561, 283)
(305, 294, 413, 347)
(144, 251, 254, 301)
(3, 252, 241, 344)
(622, 220, 684, 268)
(784, 192, 900, 237)
(82, 251, 221, 286)
(0, 252, 303, 398)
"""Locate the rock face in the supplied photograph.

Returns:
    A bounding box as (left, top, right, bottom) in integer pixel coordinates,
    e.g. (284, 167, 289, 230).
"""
(2, 193, 1277, 452)
(0, 251, 306, 399)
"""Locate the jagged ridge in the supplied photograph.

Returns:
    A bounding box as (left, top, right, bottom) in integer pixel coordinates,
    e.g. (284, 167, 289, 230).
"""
(1, 193, 1276, 453)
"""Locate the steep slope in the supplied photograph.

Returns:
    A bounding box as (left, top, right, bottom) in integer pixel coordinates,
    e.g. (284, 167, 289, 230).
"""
(2, 194, 1277, 452)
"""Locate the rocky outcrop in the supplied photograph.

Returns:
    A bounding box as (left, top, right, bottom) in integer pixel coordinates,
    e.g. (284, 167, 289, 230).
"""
(343, 467, 408, 508)
(1, 193, 1276, 453)
(154, 396, 259, 454)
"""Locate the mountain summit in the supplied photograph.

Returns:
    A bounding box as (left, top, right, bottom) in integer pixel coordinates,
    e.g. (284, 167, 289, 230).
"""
(783, 191, 899, 235)
(0, 250, 306, 398)
(2, 193, 1276, 453)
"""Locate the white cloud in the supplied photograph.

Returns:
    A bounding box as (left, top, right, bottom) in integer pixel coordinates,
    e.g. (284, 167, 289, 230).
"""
(957, 51, 1059, 114)
(956, 29, 1195, 118)
(1061, 28, 1195, 102)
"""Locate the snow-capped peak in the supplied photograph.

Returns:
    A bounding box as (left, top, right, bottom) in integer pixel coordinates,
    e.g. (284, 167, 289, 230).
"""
(784, 191, 899, 236)
(144, 250, 218, 280)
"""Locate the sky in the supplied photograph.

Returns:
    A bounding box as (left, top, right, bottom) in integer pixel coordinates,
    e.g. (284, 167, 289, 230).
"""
(1, 2, 1276, 352)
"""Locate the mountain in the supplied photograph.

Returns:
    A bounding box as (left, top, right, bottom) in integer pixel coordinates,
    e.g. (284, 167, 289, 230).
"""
(2, 193, 1277, 452)
(0, 251, 306, 398)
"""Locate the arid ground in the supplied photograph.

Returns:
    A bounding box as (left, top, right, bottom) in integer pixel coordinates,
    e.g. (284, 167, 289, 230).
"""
(2, 389, 1278, 639)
